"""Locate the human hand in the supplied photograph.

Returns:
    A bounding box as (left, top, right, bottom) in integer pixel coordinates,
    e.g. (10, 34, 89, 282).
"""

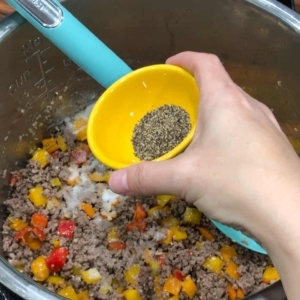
(109, 51, 300, 247)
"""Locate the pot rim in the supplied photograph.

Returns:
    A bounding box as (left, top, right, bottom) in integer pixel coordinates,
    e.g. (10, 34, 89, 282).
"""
(0, 0, 295, 299)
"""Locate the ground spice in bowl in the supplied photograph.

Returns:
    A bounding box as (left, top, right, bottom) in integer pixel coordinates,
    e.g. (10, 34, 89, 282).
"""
(132, 104, 192, 160)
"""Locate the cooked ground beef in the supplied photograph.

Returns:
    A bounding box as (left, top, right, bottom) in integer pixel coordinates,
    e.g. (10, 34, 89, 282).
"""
(2, 115, 276, 300)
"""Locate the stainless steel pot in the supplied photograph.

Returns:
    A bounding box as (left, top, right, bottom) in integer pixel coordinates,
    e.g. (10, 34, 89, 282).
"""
(0, 0, 299, 299)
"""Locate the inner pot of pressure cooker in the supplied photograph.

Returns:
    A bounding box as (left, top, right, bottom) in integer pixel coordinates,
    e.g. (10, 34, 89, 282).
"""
(1, 0, 299, 299)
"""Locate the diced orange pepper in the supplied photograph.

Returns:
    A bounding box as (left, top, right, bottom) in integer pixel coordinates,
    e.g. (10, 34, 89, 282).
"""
(126, 220, 147, 232)
(31, 213, 48, 229)
(163, 275, 182, 296)
(226, 262, 240, 280)
(220, 245, 238, 262)
(27, 237, 42, 251)
(262, 266, 280, 283)
(108, 241, 126, 251)
(88, 172, 111, 182)
(203, 256, 225, 273)
(199, 227, 215, 241)
(181, 276, 197, 298)
(8, 218, 28, 231)
(237, 288, 245, 299)
(42, 138, 60, 153)
(80, 203, 95, 218)
(154, 276, 163, 299)
(133, 203, 147, 221)
(77, 290, 90, 300)
(227, 283, 237, 300)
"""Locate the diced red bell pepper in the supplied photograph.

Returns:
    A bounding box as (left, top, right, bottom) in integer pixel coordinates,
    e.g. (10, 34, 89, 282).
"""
(32, 227, 46, 241)
(126, 220, 147, 233)
(46, 247, 69, 273)
(70, 145, 89, 165)
(157, 254, 166, 267)
(9, 172, 22, 186)
(133, 203, 147, 221)
(31, 213, 48, 229)
(14, 227, 31, 245)
(57, 220, 76, 239)
(172, 269, 186, 281)
(108, 241, 126, 251)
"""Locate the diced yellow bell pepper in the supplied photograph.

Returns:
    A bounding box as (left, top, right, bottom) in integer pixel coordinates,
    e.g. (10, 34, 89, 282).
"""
(99, 283, 111, 295)
(78, 290, 90, 300)
(51, 239, 60, 248)
(203, 256, 225, 273)
(88, 172, 111, 183)
(124, 265, 140, 285)
(195, 241, 202, 249)
(163, 275, 182, 296)
(50, 177, 62, 187)
(28, 186, 47, 207)
(147, 206, 169, 217)
(56, 136, 68, 152)
(170, 226, 188, 241)
(58, 285, 79, 300)
(123, 289, 142, 300)
(183, 207, 202, 225)
(199, 227, 215, 241)
(42, 138, 60, 153)
(107, 227, 119, 242)
(262, 266, 280, 283)
(160, 216, 180, 227)
(47, 276, 65, 286)
(31, 149, 49, 168)
(72, 267, 82, 276)
(225, 262, 240, 280)
(50, 197, 61, 207)
(31, 256, 49, 282)
(81, 268, 102, 284)
(160, 229, 173, 245)
(219, 245, 237, 262)
(74, 118, 87, 130)
(182, 276, 197, 298)
(8, 217, 28, 231)
(15, 264, 24, 272)
(155, 195, 176, 207)
(81, 203, 95, 218)
(76, 128, 87, 141)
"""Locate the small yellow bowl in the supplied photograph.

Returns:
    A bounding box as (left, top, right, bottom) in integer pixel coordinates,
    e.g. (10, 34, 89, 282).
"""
(87, 64, 199, 169)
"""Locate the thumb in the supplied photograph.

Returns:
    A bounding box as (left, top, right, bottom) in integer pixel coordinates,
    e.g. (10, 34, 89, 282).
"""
(108, 158, 185, 197)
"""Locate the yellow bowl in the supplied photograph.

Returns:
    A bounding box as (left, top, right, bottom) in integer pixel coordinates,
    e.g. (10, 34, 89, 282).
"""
(87, 64, 199, 169)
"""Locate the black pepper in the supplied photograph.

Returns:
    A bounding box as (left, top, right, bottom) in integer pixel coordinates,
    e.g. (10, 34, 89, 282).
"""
(132, 104, 192, 160)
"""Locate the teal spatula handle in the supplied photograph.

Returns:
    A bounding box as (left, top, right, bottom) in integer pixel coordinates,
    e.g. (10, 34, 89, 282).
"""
(6, 0, 132, 88)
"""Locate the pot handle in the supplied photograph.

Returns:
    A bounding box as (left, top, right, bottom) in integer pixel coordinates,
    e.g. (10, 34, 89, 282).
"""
(5, 0, 132, 88)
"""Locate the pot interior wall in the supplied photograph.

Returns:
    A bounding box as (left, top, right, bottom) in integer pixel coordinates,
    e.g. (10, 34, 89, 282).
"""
(0, 0, 299, 298)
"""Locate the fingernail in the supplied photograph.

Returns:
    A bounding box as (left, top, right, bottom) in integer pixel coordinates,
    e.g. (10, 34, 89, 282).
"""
(109, 169, 129, 193)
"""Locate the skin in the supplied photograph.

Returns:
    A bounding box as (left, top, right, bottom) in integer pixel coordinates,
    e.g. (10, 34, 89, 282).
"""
(109, 51, 300, 299)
